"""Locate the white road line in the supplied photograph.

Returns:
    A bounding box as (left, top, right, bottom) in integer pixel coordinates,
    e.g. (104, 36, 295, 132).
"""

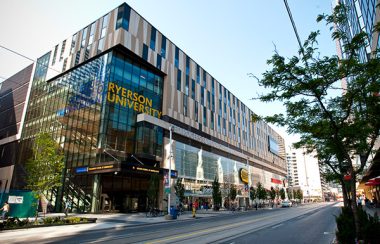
(271, 223, 283, 229)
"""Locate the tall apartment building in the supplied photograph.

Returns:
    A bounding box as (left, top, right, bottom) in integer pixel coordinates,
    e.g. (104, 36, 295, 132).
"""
(286, 147, 322, 200)
(5, 3, 287, 213)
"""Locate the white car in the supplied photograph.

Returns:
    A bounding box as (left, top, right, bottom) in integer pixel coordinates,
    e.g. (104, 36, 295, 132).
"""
(281, 200, 292, 207)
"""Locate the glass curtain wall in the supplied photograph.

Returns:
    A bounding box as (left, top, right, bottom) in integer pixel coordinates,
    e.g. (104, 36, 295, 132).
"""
(101, 51, 163, 162)
(175, 141, 248, 191)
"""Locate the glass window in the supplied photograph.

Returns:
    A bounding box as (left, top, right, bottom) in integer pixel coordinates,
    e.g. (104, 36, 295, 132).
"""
(185, 76, 189, 96)
(210, 112, 214, 130)
(60, 40, 66, 61)
(201, 88, 204, 106)
(142, 44, 148, 60)
(203, 107, 207, 127)
(116, 4, 131, 31)
(70, 33, 77, 54)
(161, 35, 166, 58)
(191, 79, 195, 100)
(183, 95, 188, 116)
(88, 22, 96, 46)
(194, 102, 198, 122)
(174, 47, 179, 68)
(156, 54, 162, 69)
(101, 14, 109, 38)
(186, 56, 190, 76)
(177, 70, 182, 91)
(196, 65, 200, 84)
(203, 70, 207, 87)
(150, 27, 156, 51)
(52, 45, 58, 65)
(81, 27, 88, 48)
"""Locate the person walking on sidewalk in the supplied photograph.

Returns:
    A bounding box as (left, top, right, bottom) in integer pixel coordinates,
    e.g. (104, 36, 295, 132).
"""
(64, 200, 71, 217)
(0, 201, 10, 221)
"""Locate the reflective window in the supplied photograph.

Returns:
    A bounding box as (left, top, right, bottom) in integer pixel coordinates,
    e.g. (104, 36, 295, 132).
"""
(177, 70, 182, 91)
(161, 35, 166, 58)
(150, 27, 156, 51)
(116, 4, 131, 31)
(174, 47, 179, 68)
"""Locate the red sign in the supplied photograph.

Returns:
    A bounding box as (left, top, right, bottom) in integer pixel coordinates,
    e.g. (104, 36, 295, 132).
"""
(271, 178, 282, 184)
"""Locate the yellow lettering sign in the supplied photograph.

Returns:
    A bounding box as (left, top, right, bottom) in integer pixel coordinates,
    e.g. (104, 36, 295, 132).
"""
(107, 82, 162, 118)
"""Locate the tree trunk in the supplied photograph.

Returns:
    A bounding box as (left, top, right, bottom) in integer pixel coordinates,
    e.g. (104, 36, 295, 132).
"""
(340, 178, 350, 208)
(350, 174, 361, 241)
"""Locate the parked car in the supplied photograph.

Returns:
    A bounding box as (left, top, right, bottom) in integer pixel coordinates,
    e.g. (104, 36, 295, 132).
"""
(281, 200, 292, 208)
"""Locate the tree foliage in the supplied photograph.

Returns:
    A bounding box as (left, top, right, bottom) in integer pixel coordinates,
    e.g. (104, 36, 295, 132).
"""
(25, 132, 64, 196)
(256, 182, 267, 201)
(251, 3, 380, 239)
(212, 176, 222, 210)
(249, 186, 257, 202)
(279, 188, 286, 200)
(269, 187, 276, 202)
(229, 184, 237, 201)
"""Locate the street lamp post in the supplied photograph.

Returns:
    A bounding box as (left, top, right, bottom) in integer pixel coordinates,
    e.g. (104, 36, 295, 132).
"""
(167, 126, 173, 216)
(246, 157, 250, 207)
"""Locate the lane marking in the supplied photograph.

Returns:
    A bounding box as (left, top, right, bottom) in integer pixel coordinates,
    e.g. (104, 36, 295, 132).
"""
(271, 224, 283, 229)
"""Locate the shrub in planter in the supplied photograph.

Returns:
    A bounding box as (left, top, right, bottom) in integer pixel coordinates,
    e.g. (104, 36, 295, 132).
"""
(64, 217, 82, 224)
(336, 207, 380, 243)
(335, 207, 355, 244)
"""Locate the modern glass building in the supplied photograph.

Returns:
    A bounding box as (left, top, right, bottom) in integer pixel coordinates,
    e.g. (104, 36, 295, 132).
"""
(9, 3, 286, 213)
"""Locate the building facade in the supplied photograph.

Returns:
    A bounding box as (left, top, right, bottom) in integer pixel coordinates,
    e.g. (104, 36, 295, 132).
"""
(0, 65, 33, 198)
(9, 3, 286, 213)
(286, 147, 322, 200)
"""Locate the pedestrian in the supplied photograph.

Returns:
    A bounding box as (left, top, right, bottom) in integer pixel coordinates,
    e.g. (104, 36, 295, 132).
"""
(64, 200, 71, 216)
(0, 201, 10, 221)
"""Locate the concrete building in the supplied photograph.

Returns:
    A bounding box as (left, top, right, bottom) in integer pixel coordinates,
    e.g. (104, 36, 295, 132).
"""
(3, 3, 287, 213)
(286, 147, 322, 200)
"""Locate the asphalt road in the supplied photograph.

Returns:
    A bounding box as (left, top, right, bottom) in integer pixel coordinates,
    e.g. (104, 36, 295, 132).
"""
(20, 202, 340, 244)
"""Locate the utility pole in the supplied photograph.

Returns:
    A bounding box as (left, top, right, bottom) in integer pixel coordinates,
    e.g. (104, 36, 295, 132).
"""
(167, 126, 173, 216)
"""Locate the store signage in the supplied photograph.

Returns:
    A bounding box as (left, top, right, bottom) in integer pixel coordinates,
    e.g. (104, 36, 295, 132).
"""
(271, 178, 282, 184)
(132, 166, 159, 174)
(8, 196, 23, 204)
(107, 82, 162, 118)
(239, 168, 249, 184)
(88, 164, 114, 171)
(75, 166, 88, 173)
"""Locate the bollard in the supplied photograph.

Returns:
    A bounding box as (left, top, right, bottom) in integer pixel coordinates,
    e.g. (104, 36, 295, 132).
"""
(192, 207, 196, 218)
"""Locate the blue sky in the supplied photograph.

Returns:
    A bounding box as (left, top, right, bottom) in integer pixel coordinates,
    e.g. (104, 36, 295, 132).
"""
(0, 0, 337, 145)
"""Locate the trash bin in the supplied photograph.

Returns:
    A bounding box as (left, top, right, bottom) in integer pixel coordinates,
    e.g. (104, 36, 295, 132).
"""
(170, 206, 177, 219)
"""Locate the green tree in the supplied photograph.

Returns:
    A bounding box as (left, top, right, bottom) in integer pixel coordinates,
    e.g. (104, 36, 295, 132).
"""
(256, 182, 267, 204)
(229, 184, 237, 202)
(295, 189, 304, 202)
(25, 132, 64, 218)
(174, 177, 185, 206)
(249, 186, 257, 202)
(269, 187, 276, 206)
(147, 173, 160, 208)
(250, 3, 380, 239)
(212, 176, 222, 210)
(279, 188, 286, 200)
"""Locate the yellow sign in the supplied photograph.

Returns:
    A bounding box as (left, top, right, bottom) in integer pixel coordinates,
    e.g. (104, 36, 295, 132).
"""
(240, 168, 249, 184)
(88, 165, 114, 171)
(107, 82, 162, 118)
(133, 166, 160, 173)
